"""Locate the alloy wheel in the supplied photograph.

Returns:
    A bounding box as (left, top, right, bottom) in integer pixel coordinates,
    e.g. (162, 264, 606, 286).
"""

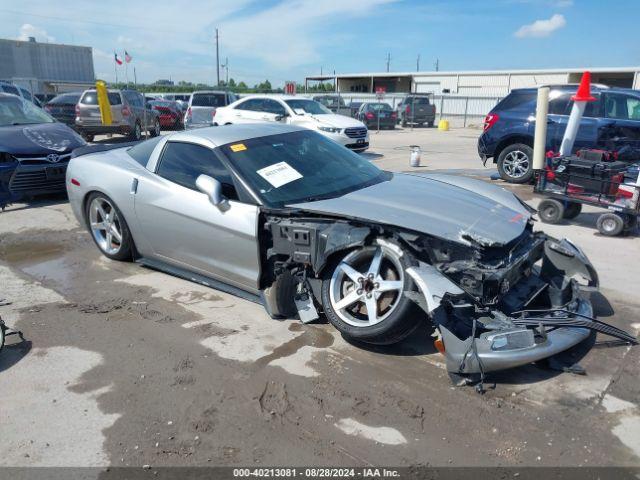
(89, 197, 123, 255)
(329, 246, 404, 327)
(502, 150, 530, 179)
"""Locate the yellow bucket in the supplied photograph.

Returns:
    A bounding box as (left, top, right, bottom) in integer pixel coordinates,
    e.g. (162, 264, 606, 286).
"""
(438, 119, 449, 131)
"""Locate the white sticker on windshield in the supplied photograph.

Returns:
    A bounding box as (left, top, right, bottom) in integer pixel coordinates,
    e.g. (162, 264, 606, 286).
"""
(257, 161, 303, 188)
(293, 108, 306, 115)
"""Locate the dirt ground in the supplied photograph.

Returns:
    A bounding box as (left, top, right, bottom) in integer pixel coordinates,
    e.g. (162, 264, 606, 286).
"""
(0, 127, 639, 470)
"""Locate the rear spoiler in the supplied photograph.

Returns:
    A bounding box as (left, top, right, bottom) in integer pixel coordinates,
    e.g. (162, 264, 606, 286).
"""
(71, 141, 140, 158)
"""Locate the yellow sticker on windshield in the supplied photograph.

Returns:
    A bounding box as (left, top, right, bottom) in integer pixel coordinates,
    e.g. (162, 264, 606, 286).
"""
(230, 143, 247, 152)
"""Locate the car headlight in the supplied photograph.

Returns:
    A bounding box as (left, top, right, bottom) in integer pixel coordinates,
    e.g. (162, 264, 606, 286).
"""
(318, 126, 341, 133)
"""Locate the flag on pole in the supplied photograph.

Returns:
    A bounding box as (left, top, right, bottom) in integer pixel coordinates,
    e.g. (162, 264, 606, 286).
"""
(114, 52, 123, 65)
(125, 50, 132, 63)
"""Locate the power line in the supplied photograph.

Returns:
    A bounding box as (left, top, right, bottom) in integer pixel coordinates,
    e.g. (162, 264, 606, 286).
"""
(0, 8, 184, 34)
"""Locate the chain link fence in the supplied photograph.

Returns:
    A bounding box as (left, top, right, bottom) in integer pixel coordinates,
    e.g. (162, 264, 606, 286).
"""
(294, 92, 503, 128)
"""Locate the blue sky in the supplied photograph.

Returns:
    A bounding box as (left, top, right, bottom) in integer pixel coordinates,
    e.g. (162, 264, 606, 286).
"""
(1, 0, 638, 86)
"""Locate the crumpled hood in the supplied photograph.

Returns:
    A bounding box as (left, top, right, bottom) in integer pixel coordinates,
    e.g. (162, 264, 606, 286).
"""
(304, 113, 366, 129)
(0, 122, 85, 155)
(288, 173, 530, 247)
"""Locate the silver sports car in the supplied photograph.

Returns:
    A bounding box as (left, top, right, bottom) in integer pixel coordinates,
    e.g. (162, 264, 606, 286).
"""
(66, 124, 636, 383)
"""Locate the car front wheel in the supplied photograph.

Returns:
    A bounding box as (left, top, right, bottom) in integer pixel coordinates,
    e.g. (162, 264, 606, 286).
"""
(321, 239, 424, 345)
(497, 143, 534, 184)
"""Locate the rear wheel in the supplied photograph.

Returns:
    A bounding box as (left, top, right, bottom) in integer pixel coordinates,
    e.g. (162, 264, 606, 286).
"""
(321, 239, 423, 345)
(427, 121, 434, 128)
(81, 132, 94, 142)
(563, 202, 582, 219)
(150, 118, 161, 137)
(497, 143, 534, 184)
(130, 121, 142, 141)
(538, 198, 565, 224)
(85, 193, 134, 261)
(597, 213, 625, 236)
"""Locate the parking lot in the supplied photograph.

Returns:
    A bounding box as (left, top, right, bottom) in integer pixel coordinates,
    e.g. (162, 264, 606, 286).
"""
(0, 125, 639, 469)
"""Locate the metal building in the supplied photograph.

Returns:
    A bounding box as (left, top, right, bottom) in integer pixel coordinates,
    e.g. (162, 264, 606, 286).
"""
(305, 67, 640, 96)
(0, 37, 95, 96)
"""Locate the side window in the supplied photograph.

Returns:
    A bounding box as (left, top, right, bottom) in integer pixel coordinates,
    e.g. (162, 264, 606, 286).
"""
(262, 99, 286, 116)
(235, 99, 263, 111)
(605, 93, 640, 120)
(2, 84, 20, 96)
(156, 142, 238, 200)
(583, 94, 601, 118)
(548, 93, 571, 115)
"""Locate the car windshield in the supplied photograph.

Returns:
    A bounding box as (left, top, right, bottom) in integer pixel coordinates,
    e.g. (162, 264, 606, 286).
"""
(369, 103, 393, 111)
(285, 99, 331, 115)
(219, 130, 389, 207)
(191, 93, 226, 107)
(49, 93, 81, 105)
(0, 95, 55, 126)
(408, 97, 430, 105)
(81, 91, 122, 105)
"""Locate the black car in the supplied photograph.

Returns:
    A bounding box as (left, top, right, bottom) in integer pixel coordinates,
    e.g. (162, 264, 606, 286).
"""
(357, 102, 397, 129)
(478, 85, 640, 183)
(44, 91, 82, 128)
(0, 93, 86, 207)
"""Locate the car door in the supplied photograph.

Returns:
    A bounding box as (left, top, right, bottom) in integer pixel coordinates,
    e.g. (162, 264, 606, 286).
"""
(549, 92, 602, 153)
(133, 141, 261, 292)
(601, 92, 640, 160)
(260, 99, 288, 122)
(230, 98, 267, 123)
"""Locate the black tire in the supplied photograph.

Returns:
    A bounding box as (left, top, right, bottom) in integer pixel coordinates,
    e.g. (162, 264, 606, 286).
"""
(597, 213, 625, 236)
(321, 240, 424, 345)
(81, 132, 94, 142)
(150, 118, 161, 137)
(427, 121, 434, 128)
(538, 198, 565, 224)
(497, 143, 534, 184)
(84, 192, 135, 261)
(563, 202, 582, 219)
(130, 121, 142, 141)
(401, 117, 407, 128)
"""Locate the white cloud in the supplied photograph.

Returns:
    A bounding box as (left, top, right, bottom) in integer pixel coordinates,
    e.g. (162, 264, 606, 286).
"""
(17, 23, 55, 43)
(514, 13, 566, 38)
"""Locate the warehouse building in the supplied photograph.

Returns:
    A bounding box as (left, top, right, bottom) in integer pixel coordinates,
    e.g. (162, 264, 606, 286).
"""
(0, 37, 95, 96)
(304, 67, 640, 127)
(305, 67, 640, 96)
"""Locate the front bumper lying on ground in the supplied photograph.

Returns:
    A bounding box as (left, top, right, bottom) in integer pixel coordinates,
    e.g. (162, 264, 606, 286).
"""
(407, 236, 636, 374)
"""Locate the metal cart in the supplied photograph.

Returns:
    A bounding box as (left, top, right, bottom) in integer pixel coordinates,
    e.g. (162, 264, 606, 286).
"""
(534, 166, 639, 236)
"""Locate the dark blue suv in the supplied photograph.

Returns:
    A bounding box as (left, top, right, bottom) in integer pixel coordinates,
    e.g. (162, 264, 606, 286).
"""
(478, 85, 640, 183)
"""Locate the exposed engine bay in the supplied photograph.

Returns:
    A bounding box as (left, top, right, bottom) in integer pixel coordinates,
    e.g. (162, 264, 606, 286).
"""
(259, 210, 636, 380)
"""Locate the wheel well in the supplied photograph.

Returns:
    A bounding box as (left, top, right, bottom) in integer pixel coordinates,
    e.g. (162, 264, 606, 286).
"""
(82, 189, 140, 259)
(493, 135, 533, 163)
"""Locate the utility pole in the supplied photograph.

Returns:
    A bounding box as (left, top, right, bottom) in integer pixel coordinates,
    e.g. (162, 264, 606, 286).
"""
(416, 54, 420, 72)
(386, 53, 391, 72)
(221, 57, 229, 85)
(434, 58, 439, 72)
(215, 28, 220, 87)
(320, 66, 323, 76)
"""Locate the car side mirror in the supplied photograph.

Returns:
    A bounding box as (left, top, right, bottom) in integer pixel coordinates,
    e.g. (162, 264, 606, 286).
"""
(196, 174, 225, 207)
(275, 112, 289, 122)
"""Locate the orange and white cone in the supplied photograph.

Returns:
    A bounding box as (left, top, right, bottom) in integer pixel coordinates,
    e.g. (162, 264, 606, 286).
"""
(559, 71, 596, 157)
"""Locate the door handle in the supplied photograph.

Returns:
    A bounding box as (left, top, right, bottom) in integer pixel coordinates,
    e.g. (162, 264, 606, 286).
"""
(130, 178, 139, 194)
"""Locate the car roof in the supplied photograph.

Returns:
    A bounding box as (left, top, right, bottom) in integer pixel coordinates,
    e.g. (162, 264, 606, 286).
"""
(510, 84, 639, 95)
(164, 123, 308, 147)
(191, 90, 228, 95)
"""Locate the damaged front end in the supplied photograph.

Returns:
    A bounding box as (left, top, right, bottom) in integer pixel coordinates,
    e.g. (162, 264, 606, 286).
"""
(406, 228, 636, 376)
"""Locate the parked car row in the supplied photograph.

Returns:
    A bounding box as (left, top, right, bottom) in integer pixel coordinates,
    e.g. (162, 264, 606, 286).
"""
(214, 95, 369, 152)
(478, 84, 640, 183)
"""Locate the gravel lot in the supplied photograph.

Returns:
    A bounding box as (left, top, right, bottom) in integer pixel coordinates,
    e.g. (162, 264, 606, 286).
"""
(0, 126, 639, 469)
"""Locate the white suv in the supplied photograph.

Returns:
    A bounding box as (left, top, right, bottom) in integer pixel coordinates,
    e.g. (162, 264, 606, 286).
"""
(214, 96, 369, 152)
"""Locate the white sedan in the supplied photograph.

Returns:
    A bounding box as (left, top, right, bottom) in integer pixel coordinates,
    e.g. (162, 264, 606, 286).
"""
(214, 96, 370, 153)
